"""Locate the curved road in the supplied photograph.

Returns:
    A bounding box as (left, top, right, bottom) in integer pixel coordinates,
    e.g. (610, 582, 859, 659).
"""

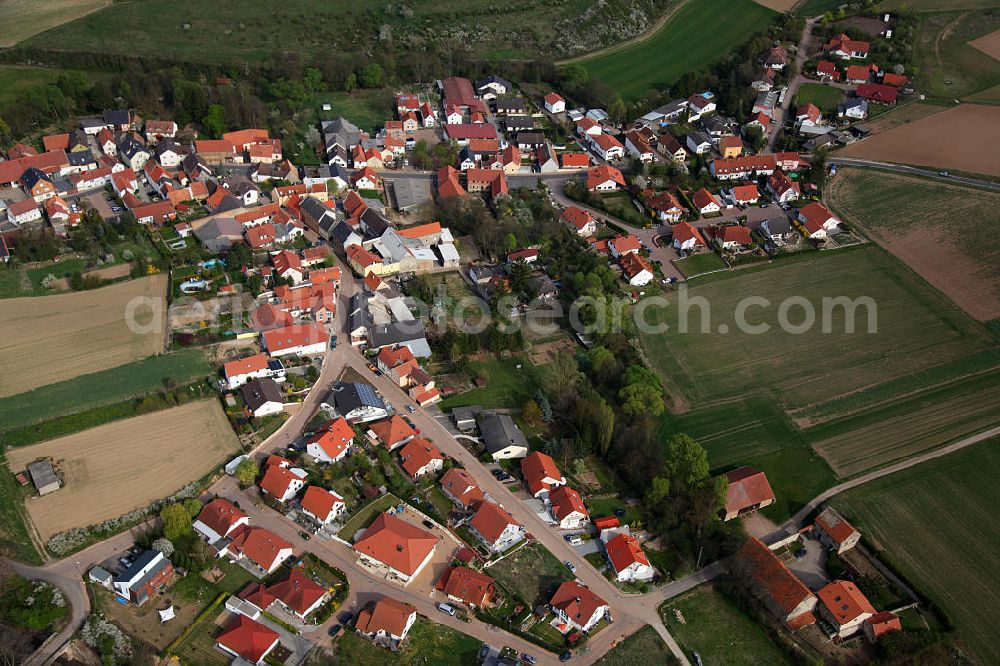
(830, 158, 1000, 192)
(556, 0, 692, 66)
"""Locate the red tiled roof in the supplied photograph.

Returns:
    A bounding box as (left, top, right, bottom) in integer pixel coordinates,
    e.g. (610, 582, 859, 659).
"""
(550, 582, 607, 624)
(845, 64, 872, 82)
(586, 164, 625, 190)
(268, 569, 326, 615)
(693, 187, 720, 210)
(712, 154, 777, 176)
(300, 485, 344, 522)
(550, 486, 589, 522)
(436, 566, 495, 606)
(307, 417, 354, 459)
(196, 139, 235, 155)
(605, 532, 650, 574)
(814, 507, 859, 546)
(43, 134, 70, 152)
(224, 353, 269, 379)
(397, 221, 441, 239)
(356, 597, 416, 637)
(740, 538, 815, 617)
(620, 252, 653, 281)
(470, 501, 521, 542)
(521, 451, 563, 496)
(672, 221, 705, 246)
(882, 73, 908, 88)
(440, 467, 484, 509)
(714, 225, 753, 245)
(561, 206, 594, 231)
(217, 615, 279, 663)
(732, 183, 760, 202)
(259, 465, 302, 500)
(817, 60, 838, 76)
(352, 513, 438, 576)
(227, 526, 293, 572)
(196, 498, 247, 538)
(865, 611, 902, 638)
(370, 415, 415, 447)
(262, 322, 327, 353)
(724, 466, 775, 514)
(444, 124, 498, 141)
(592, 133, 623, 152)
(818, 580, 875, 625)
(856, 83, 898, 104)
(560, 152, 590, 168)
(544, 92, 564, 105)
(398, 437, 443, 478)
(799, 201, 837, 227)
(824, 33, 869, 55)
(720, 135, 743, 151)
(593, 516, 620, 530)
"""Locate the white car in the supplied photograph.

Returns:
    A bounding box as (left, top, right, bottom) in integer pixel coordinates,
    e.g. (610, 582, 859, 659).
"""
(437, 602, 456, 616)
(563, 560, 577, 574)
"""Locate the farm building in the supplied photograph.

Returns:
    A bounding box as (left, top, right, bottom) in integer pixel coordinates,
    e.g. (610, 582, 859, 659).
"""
(26, 459, 60, 495)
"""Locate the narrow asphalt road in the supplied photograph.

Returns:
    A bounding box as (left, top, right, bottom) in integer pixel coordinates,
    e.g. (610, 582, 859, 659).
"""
(829, 158, 1000, 192)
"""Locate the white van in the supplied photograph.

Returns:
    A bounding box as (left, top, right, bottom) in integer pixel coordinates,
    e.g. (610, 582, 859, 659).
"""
(437, 602, 456, 616)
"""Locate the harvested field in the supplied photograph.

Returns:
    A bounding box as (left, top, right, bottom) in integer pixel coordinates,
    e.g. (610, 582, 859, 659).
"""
(966, 83, 1000, 103)
(6, 400, 238, 541)
(0, 275, 167, 398)
(853, 102, 945, 134)
(825, 167, 1000, 320)
(840, 104, 1000, 176)
(752, 0, 799, 12)
(833, 437, 1000, 664)
(970, 27, 1000, 60)
(0, 0, 109, 46)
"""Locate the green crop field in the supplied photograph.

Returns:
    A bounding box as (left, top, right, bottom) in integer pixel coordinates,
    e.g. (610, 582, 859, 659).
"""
(793, 0, 844, 16)
(642, 246, 1000, 516)
(0, 0, 109, 47)
(833, 437, 1000, 665)
(0, 350, 211, 432)
(581, 0, 777, 100)
(794, 82, 844, 115)
(596, 625, 673, 666)
(661, 585, 792, 665)
(913, 10, 1000, 99)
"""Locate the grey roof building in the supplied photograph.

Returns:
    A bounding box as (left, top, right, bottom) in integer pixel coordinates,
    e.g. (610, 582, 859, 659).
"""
(239, 377, 284, 416)
(368, 321, 431, 357)
(478, 413, 529, 459)
(330, 381, 388, 423)
(26, 459, 60, 495)
(385, 178, 433, 213)
(322, 117, 362, 150)
(195, 216, 245, 252)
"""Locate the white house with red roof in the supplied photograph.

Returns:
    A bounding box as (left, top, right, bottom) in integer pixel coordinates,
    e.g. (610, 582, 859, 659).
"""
(605, 532, 654, 582)
(586, 164, 626, 192)
(216, 614, 280, 665)
(544, 92, 565, 114)
(439, 467, 484, 510)
(267, 569, 329, 619)
(766, 170, 800, 203)
(469, 501, 525, 553)
(521, 451, 566, 499)
(193, 498, 249, 547)
(259, 459, 307, 503)
(590, 133, 625, 161)
(367, 415, 416, 450)
(306, 417, 355, 463)
(672, 221, 706, 251)
(355, 597, 418, 645)
(223, 353, 284, 389)
(608, 234, 641, 259)
(262, 322, 327, 357)
(352, 513, 438, 584)
(620, 253, 654, 287)
(692, 188, 721, 216)
(398, 438, 444, 479)
(817, 580, 875, 638)
(550, 582, 608, 632)
(797, 201, 841, 239)
(721, 467, 775, 521)
(300, 485, 346, 525)
(549, 485, 590, 530)
(812, 506, 861, 554)
(576, 117, 602, 137)
(222, 525, 294, 576)
(823, 33, 870, 59)
(561, 206, 597, 237)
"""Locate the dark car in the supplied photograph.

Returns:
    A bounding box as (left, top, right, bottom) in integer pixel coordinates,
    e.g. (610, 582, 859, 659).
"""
(299, 531, 311, 540)
(338, 611, 355, 624)
(560, 651, 573, 662)
(478, 644, 491, 661)
(614, 508, 627, 518)
(327, 624, 341, 636)
(422, 519, 435, 530)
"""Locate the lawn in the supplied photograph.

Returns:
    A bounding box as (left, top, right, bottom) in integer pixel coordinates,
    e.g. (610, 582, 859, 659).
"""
(581, 0, 777, 100)
(336, 494, 400, 541)
(315, 89, 393, 135)
(0, 257, 88, 298)
(0, 454, 41, 564)
(596, 625, 675, 666)
(793, 0, 845, 16)
(488, 542, 574, 607)
(0, 0, 109, 47)
(170, 612, 229, 666)
(673, 251, 727, 277)
(913, 10, 1000, 99)
(584, 496, 642, 526)
(332, 617, 481, 665)
(833, 437, 1000, 665)
(0, 349, 211, 432)
(641, 246, 1000, 516)
(660, 585, 792, 665)
(794, 82, 844, 115)
(438, 355, 547, 411)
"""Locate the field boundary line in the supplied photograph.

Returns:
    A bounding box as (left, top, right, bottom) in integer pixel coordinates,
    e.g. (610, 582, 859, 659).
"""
(556, 0, 692, 65)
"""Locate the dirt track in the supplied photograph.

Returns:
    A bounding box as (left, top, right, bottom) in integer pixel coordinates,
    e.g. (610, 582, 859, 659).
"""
(0, 275, 166, 397)
(839, 104, 1000, 177)
(7, 400, 239, 541)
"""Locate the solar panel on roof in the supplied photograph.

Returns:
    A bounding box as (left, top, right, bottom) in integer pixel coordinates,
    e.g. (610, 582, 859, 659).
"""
(356, 382, 381, 406)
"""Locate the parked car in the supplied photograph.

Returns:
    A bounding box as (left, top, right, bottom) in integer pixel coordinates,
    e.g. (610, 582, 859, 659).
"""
(614, 508, 627, 518)
(478, 644, 491, 661)
(560, 651, 573, 662)
(299, 531, 311, 540)
(406, 405, 416, 413)
(422, 520, 435, 530)
(327, 624, 341, 636)
(569, 537, 583, 546)
(563, 560, 577, 574)
(521, 654, 537, 665)
(338, 611, 355, 624)
(437, 602, 457, 616)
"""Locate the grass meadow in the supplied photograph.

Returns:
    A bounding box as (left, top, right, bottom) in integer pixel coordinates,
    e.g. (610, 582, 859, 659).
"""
(794, 82, 844, 115)
(581, 0, 777, 99)
(834, 437, 1000, 665)
(913, 9, 1000, 100)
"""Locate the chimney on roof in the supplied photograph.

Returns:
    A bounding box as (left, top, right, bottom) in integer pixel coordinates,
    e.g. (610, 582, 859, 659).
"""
(396, 544, 404, 552)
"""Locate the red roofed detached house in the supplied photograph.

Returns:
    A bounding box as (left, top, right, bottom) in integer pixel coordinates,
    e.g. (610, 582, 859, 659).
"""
(816, 60, 842, 82)
(544, 92, 565, 114)
(882, 73, 908, 88)
(672, 221, 706, 251)
(550, 582, 609, 632)
(812, 506, 861, 554)
(561, 206, 597, 237)
(266, 569, 328, 619)
(193, 498, 249, 546)
(590, 133, 625, 161)
(439, 467, 485, 510)
(521, 451, 566, 499)
(262, 322, 328, 357)
(692, 187, 722, 216)
(620, 253, 654, 287)
(586, 164, 626, 191)
(711, 225, 754, 250)
(737, 538, 817, 628)
(730, 183, 760, 205)
(817, 580, 876, 638)
(259, 462, 307, 503)
(722, 467, 775, 521)
(863, 611, 902, 642)
(300, 485, 346, 524)
(797, 201, 841, 239)
(397, 437, 444, 479)
(560, 152, 590, 169)
(824, 33, 870, 59)
(436, 566, 496, 607)
(855, 83, 898, 106)
(352, 513, 438, 584)
(216, 614, 280, 664)
(367, 415, 416, 450)
(222, 526, 294, 575)
(306, 417, 356, 463)
(605, 532, 654, 582)
(355, 596, 418, 646)
(550, 485, 590, 530)
(469, 501, 525, 553)
(766, 170, 800, 203)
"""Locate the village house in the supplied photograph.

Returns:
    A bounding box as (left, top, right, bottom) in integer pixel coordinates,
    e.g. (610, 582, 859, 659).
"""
(544, 92, 566, 114)
(692, 187, 722, 216)
(562, 206, 598, 236)
(766, 170, 800, 203)
(352, 513, 438, 584)
(672, 221, 706, 251)
(864, 612, 903, 643)
(816, 60, 842, 81)
(687, 92, 717, 121)
(521, 451, 566, 499)
(605, 532, 655, 582)
(259, 457, 307, 502)
(824, 33, 870, 59)
(478, 412, 529, 459)
(397, 437, 444, 479)
(436, 566, 496, 608)
(686, 131, 713, 155)
(728, 183, 760, 206)
(300, 485, 347, 525)
(721, 467, 776, 521)
(194, 498, 249, 547)
(439, 467, 485, 510)
(306, 417, 356, 463)
(221, 525, 294, 576)
(586, 164, 626, 192)
(738, 538, 818, 629)
(355, 597, 418, 648)
(549, 485, 590, 530)
(760, 217, 794, 243)
(113, 549, 175, 605)
(813, 506, 862, 554)
(217, 614, 280, 664)
(817, 580, 876, 638)
(262, 322, 328, 357)
(797, 201, 841, 238)
(330, 381, 390, 423)
(620, 252, 654, 287)
(550, 582, 608, 632)
(711, 225, 754, 250)
(240, 377, 285, 419)
(368, 414, 417, 450)
(761, 44, 788, 70)
(469, 501, 526, 553)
